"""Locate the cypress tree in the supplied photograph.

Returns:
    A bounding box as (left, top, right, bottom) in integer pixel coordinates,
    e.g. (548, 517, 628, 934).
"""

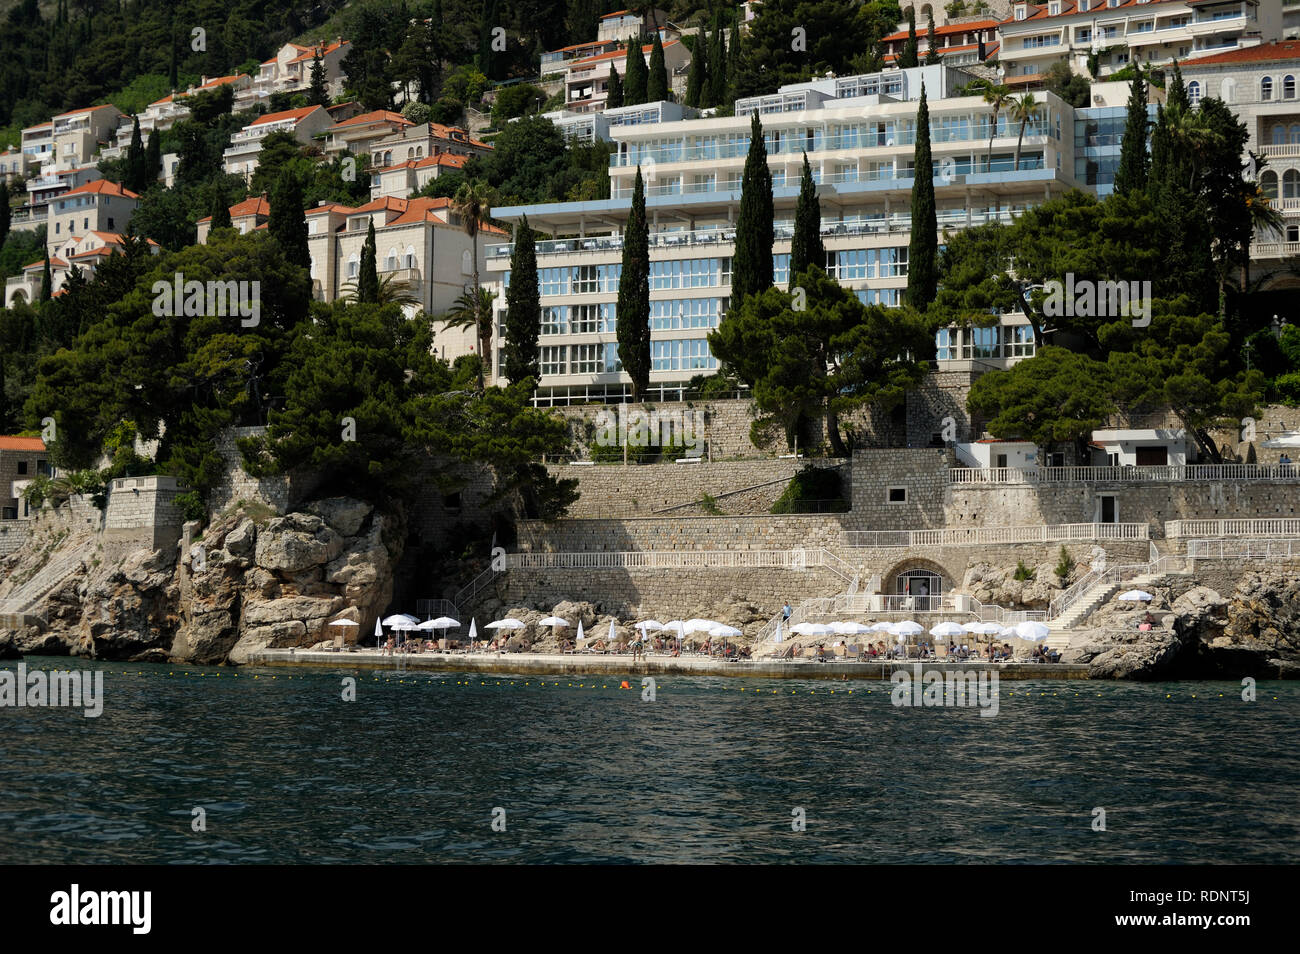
(727, 19, 741, 102)
(789, 152, 824, 286)
(210, 185, 231, 229)
(685, 30, 707, 108)
(40, 254, 51, 302)
(308, 49, 330, 107)
(707, 19, 727, 108)
(269, 170, 310, 270)
(1113, 71, 1149, 196)
(357, 218, 379, 303)
(623, 35, 647, 106)
(145, 130, 161, 186)
(616, 167, 651, 401)
(647, 32, 668, 102)
(906, 82, 938, 310)
(925, 15, 941, 64)
(732, 112, 773, 301)
(503, 214, 541, 383)
(901, 10, 919, 68)
(606, 63, 623, 110)
(0, 188, 9, 248)
(126, 115, 145, 193)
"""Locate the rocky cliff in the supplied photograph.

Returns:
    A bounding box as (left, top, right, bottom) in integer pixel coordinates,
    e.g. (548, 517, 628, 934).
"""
(0, 497, 402, 665)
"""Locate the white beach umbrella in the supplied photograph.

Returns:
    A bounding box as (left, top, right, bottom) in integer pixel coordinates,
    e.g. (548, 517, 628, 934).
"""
(485, 618, 525, 630)
(710, 624, 742, 637)
(661, 620, 686, 633)
(638, 619, 664, 632)
(964, 621, 1002, 635)
(427, 616, 460, 629)
(930, 621, 966, 638)
(890, 620, 924, 636)
(329, 618, 359, 627)
(1014, 620, 1051, 641)
(790, 622, 817, 635)
(684, 618, 721, 634)
(607, 619, 617, 645)
(833, 621, 871, 635)
(575, 620, 584, 646)
(870, 621, 896, 632)
(1118, 590, 1154, 602)
(538, 616, 570, 627)
(374, 618, 382, 640)
(467, 618, 478, 648)
(773, 618, 784, 644)
(382, 614, 413, 627)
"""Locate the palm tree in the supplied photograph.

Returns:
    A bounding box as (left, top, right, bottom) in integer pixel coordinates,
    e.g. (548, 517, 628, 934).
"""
(439, 288, 498, 370)
(981, 82, 1013, 173)
(340, 272, 421, 307)
(1240, 153, 1286, 297)
(451, 179, 498, 388)
(1010, 93, 1038, 171)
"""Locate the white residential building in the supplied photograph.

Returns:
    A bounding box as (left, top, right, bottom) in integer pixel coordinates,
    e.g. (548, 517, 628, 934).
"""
(234, 39, 350, 112)
(1183, 39, 1300, 269)
(996, 0, 1280, 85)
(562, 37, 691, 113)
(46, 178, 141, 259)
(47, 104, 125, 173)
(222, 105, 336, 179)
(5, 232, 160, 307)
(106, 74, 252, 157)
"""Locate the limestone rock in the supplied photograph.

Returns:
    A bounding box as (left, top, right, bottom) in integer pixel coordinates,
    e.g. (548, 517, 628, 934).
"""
(308, 497, 373, 537)
(254, 514, 344, 573)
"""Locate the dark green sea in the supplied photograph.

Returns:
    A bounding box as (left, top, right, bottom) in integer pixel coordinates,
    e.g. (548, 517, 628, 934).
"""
(2, 657, 1296, 864)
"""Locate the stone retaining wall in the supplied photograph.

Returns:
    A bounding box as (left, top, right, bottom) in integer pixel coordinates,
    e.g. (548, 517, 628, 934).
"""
(517, 514, 847, 551)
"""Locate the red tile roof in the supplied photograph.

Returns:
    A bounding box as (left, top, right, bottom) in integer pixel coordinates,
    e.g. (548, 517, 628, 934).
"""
(288, 40, 348, 64)
(569, 38, 680, 68)
(197, 195, 271, 224)
(61, 179, 139, 199)
(0, 436, 45, 452)
(24, 257, 68, 269)
(1184, 41, 1300, 67)
(250, 105, 326, 127)
(1000, 0, 1184, 25)
(376, 153, 470, 174)
(53, 104, 114, 119)
(332, 110, 412, 130)
(883, 19, 999, 42)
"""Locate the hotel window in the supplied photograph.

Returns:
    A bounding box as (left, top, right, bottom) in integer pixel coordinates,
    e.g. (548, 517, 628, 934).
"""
(1284, 170, 1300, 200)
(1285, 76, 1297, 100)
(1007, 325, 1035, 357)
(774, 253, 791, 285)
(571, 343, 601, 374)
(970, 325, 999, 359)
(1261, 171, 1279, 200)
(1187, 81, 1201, 105)
(1014, 6, 1027, 19)
(857, 288, 901, 306)
(1262, 77, 1274, 102)
(831, 248, 870, 280)
(879, 247, 909, 278)
(720, 256, 731, 285)
(540, 346, 567, 376)
(573, 264, 598, 294)
(936, 328, 957, 361)
(346, 254, 359, 278)
(603, 342, 622, 372)
(540, 305, 567, 335)
(1076, 27, 1091, 43)
(599, 302, 618, 332)
(570, 304, 600, 334)
(1048, 1, 1060, 13)
(598, 263, 622, 292)
(540, 267, 568, 296)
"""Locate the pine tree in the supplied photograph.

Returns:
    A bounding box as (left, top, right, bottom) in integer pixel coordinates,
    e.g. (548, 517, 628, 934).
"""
(1113, 71, 1149, 196)
(209, 185, 231, 229)
(901, 10, 919, 68)
(707, 19, 727, 108)
(308, 49, 330, 107)
(606, 63, 623, 110)
(906, 82, 938, 310)
(685, 30, 707, 107)
(789, 153, 824, 286)
(616, 167, 651, 401)
(925, 15, 941, 64)
(357, 219, 379, 303)
(269, 170, 310, 270)
(125, 115, 145, 193)
(145, 130, 161, 186)
(623, 35, 647, 106)
(503, 214, 541, 383)
(732, 112, 774, 301)
(647, 32, 668, 102)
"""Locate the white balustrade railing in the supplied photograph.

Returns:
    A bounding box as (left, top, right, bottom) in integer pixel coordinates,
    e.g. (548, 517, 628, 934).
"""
(1168, 519, 1300, 539)
(950, 464, 1300, 484)
(841, 522, 1148, 548)
(1187, 538, 1300, 560)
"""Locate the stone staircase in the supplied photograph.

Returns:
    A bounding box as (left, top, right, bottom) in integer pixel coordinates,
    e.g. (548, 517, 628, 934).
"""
(0, 550, 87, 623)
(1044, 562, 1190, 649)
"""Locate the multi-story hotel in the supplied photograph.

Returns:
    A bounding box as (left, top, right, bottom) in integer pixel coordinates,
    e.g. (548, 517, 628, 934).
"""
(233, 39, 350, 113)
(996, 0, 1279, 84)
(484, 64, 1074, 403)
(1183, 39, 1300, 266)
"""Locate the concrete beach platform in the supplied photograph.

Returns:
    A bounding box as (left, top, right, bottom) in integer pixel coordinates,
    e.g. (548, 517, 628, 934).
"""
(249, 648, 1091, 681)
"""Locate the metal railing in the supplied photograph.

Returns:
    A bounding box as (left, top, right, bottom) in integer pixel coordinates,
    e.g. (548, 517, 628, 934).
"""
(0, 550, 86, 615)
(1167, 518, 1300, 538)
(506, 548, 845, 572)
(950, 464, 1300, 484)
(840, 522, 1148, 548)
(1187, 538, 1300, 560)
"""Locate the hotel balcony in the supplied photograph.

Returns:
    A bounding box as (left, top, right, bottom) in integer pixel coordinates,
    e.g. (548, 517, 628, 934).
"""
(1253, 240, 1300, 260)
(1260, 143, 1300, 159)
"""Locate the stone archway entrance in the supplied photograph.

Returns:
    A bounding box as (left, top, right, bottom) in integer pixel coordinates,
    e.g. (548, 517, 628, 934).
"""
(882, 558, 953, 612)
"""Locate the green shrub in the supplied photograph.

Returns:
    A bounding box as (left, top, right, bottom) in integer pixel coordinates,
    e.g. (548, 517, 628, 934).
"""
(698, 493, 723, 515)
(175, 491, 207, 523)
(1054, 545, 1075, 581)
(1013, 559, 1035, 581)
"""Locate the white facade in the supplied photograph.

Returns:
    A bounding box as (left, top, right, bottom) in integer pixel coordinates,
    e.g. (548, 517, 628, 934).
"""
(1090, 428, 1191, 465)
(222, 105, 335, 179)
(955, 440, 1040, 467)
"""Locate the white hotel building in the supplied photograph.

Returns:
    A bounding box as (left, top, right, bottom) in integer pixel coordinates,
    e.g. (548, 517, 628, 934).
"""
(484, 64, 1076, 403)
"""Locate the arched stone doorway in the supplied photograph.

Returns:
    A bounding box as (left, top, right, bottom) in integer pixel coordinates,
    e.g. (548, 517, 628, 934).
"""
(882, 557, 953, 611)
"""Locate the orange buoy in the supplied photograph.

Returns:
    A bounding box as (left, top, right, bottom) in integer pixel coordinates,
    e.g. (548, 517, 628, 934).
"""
(620, 680, 630, 689)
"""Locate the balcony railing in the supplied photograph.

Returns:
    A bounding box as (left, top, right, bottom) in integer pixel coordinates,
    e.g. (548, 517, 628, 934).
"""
(841, 522, 1149, 548)
(1187, 538, 1300, 560)
(1253, 241, 1300, 258)
(1168, 518, 1300, 538)
(951, 464, 1300, 484)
